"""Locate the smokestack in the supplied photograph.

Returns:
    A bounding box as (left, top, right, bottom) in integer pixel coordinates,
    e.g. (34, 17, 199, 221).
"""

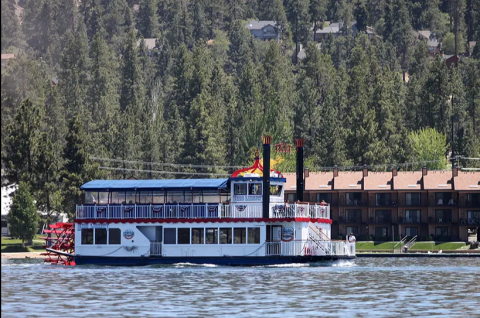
(422, 166, 428, 176)
(295, 138, 305, 202)
(392, 167, 397, 177)
(363, 165, 368, 177)
(262, 135, 272, 218)
(452, 165, 458, 177)
(333, 166, 339, 177)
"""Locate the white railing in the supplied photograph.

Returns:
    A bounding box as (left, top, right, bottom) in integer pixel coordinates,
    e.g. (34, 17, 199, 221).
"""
(75, 203, 331, 220)
(265, 240, 353, 257)
(269, 203, 330, 219)
(150, 242, 162, 256)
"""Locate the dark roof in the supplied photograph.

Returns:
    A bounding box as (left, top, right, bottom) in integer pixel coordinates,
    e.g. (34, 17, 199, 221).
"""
(81, 179, 229, 191)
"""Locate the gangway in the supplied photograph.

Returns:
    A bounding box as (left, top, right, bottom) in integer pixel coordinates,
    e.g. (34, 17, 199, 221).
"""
(394, 236, 408, 253)
(403, 235, 417, 253)
(308, 225, 331, 254)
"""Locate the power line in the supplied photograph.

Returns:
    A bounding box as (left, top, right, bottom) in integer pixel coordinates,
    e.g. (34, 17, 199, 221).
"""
(99, 166, 231, 177)
(91, 157, 248, 169)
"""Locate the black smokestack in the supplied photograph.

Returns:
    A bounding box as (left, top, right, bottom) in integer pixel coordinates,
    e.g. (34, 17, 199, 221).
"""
(295, 138, 305, 202)
(263, 135, 272, 218)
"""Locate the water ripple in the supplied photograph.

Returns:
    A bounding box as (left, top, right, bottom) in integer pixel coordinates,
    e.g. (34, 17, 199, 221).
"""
(2, 258, 480, 317)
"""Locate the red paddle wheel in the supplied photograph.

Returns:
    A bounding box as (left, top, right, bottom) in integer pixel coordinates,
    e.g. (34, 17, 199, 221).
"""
(41, 222, 76, 266)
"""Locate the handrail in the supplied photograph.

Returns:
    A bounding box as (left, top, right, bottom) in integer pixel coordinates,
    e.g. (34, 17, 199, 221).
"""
(309, 225, 331, 242)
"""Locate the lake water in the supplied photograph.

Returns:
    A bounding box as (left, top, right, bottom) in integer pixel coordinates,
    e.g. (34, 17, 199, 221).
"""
(2, 257, 479, 317)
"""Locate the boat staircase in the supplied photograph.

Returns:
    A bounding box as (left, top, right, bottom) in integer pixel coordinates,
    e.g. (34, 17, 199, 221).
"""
(308, 225, 331, 255)
(41, 223, 75, 265)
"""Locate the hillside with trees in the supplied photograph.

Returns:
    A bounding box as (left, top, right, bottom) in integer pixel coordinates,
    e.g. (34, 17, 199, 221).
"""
(1, 0, 479, 219)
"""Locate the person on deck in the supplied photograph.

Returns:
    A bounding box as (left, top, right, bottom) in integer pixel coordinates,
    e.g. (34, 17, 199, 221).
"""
(348, 233, 356, 243)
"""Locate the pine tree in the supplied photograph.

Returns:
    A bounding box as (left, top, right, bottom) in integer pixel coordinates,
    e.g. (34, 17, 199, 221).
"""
(8, 182, 40, 249)
(61, 115, 100, 220)
(354, 0, 369, 32)
(120, 29, 144, 115)
(137, 0, 160, 38)
(1, 0, 23, 52)
(2, 99, 41, 186)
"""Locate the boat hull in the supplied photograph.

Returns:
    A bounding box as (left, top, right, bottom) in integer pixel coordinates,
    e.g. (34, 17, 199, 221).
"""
(74, 255, 356, 266)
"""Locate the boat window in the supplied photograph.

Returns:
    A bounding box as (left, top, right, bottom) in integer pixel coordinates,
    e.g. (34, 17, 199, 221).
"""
(166, 191, 184, 203)
(152, 191, 164, 204)
(139, 191, 153, 204)
(81, 229, 93, 244)
(192, 191, 203, 203)
(183, 190, 193, 203)
(98, 192, 109, 204)
(234, 183, 247, 195)
(270, 185, 282, 196)
(248, 228, 260, 244)
(111, 192, 126, 204)
(109, 229, 121, 244)
(249, 183, 262, 195)
(234, 228, 247, 244)
(164, 228, 176, 244)
(95, 229, 107, 244)
(220, 228, 232, 244)
(221, 192, 230, 203)
(206, 228, 218, 244)
(203, 190, 219, 203)
(178, 228, 190, 244)
(85, 191, 98, 204)
(192, 228, 204, 244)
(125, 191, 136, 205)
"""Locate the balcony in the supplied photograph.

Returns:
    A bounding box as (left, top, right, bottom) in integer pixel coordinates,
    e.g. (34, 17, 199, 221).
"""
(345, 199, 365, 207)
(75, 203, 331, 220)
(464, 200, 480, 208)
(429, 217, 452, 224)
(370, 217, 392, 224)
(404, 199, 423, 207)
(375, 200, 397, 207)
(401, 216, 421, 223)
(459, 218, 480, 225)
(339, 216, 361, 223)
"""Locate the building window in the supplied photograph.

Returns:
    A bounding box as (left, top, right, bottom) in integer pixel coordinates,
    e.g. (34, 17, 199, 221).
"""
(81, 229, 93, 244)
(375, 193, 391, 206)
(405, 210, 420, 223)
(405, 227, 417, 237)
(248, 183, 262, 195)
(234, 183, 247, 195)
(406, 193, 421, 206)
(234, 228, 247, 244)
(95, 229, 107, 244)
(164, 228, 176, 244)
(206, 228, 218, 244)
(346, 226, 358, 236)
(467, 211, 480, 225)
(345, 210, 361, 222)
(346, 193, 362, 206)
(375, 210, 391, 223)
(435, 227, 448, 237)
(178, 228, 190, 244)
(375, 227, 388, 238)
(220, 228, 232, 244)
(434, 210, 451, 223)
(467, 194, 480, 207)
(109, 228, 121, 244)
(435, 193, 452, 206)
(192, 228, 204, 244)
(287, 193, 296, 202)
(316, 193, 332, 204)
(248, 228, 260, 244)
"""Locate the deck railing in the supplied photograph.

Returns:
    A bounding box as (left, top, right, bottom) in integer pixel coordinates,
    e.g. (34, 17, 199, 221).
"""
(75, 203, 331, 220)
(265, 240, 354, 257)
(150, 242, 162, 256)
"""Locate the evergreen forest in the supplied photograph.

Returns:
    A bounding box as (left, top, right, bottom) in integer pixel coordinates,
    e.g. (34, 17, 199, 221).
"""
(1, 0, 480, 219)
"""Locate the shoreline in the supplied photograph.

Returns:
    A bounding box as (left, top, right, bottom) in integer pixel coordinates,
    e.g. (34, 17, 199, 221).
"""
(1, 252, 45, 259)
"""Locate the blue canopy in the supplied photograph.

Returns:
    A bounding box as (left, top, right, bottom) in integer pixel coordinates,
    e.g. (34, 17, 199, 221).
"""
(80, 179, 229, 191)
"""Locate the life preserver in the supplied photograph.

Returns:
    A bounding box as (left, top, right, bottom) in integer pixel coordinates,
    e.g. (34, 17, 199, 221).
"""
(305, 246, 311, 256)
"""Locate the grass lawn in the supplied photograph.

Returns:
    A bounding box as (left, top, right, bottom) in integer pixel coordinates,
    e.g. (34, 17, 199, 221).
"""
(356, 242, 404, 250)
(410, 242, 466, 251)
(1, 234, 45, 253)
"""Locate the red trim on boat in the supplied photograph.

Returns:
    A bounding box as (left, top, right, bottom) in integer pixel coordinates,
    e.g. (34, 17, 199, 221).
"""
(75, 218, 333, 224)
